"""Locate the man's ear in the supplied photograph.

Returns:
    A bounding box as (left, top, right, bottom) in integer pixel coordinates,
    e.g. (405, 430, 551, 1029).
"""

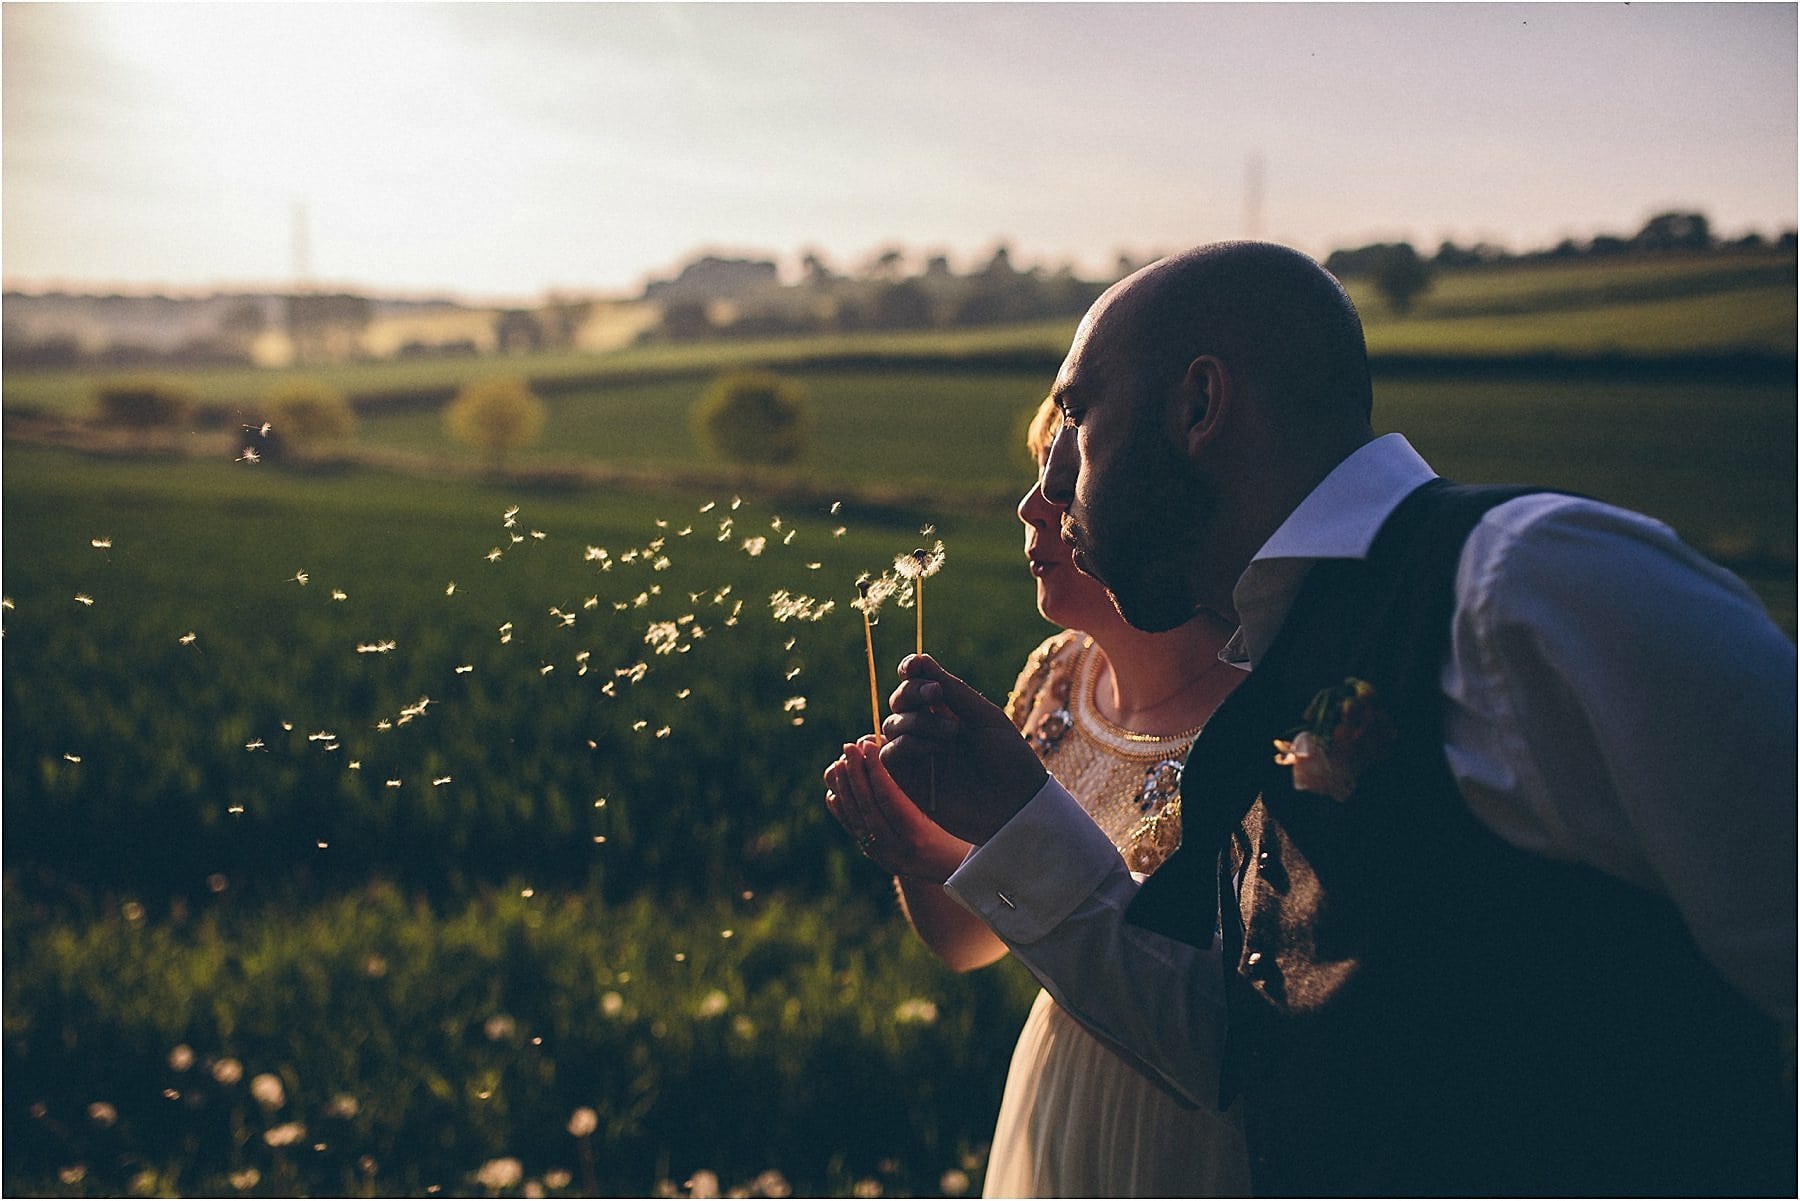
(1174, 355, 1230, 459)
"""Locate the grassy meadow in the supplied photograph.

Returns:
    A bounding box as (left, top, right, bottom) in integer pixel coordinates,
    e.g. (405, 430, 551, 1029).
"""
(4, 252, 1795, 1197)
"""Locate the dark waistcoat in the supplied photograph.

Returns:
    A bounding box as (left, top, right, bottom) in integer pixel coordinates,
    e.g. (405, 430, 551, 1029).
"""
(1129, 479, 1793, 1197)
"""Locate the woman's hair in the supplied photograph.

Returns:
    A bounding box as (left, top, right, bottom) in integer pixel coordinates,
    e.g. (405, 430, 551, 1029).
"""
(1025, 395, 1060, 463)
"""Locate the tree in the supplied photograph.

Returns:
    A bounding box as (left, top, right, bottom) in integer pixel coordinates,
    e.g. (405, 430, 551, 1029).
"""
(266, 378, 357, 458)
(1634, 211, 1712, 253)
(691, 370, 809, 467)
(1370, 243, 1433, 316)
(96, 377, 197, 439)
(445, 375, 546, 472)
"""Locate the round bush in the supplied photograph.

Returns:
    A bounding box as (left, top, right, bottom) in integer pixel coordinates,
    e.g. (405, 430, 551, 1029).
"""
(692, 370, 810, 467)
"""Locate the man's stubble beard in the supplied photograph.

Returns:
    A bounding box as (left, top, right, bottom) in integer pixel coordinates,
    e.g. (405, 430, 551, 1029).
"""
(1062, 441, 1215, 635)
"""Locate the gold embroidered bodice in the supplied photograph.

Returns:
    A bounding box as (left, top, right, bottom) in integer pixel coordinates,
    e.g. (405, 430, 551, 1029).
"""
(1003, 630, 1197, 875)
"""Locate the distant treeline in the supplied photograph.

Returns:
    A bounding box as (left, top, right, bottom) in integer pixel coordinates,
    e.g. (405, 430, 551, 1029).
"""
(5, 211, 1793, 369)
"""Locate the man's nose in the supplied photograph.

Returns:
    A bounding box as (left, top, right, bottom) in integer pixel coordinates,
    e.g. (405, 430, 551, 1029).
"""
(1040, 425, 1077, 507)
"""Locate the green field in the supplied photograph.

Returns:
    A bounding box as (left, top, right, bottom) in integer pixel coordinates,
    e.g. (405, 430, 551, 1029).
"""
(5, 254, 1796, 1196)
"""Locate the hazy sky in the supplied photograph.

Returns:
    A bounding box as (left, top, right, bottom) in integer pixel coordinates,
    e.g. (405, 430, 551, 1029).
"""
(3, 2, 1794, 300)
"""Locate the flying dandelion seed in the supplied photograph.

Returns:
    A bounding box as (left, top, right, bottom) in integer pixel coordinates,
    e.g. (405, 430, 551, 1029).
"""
(786, 666, 803, 681)
(445, 581, 456, 596)
(229, 803, 245, 815)
(375, 719, 393, 731)
(386, 779, 401, 789)
(307, 730, 337, 742)
(655, 726, 671, 738)
(601, 681, 618, 696)
(503, 505, 520, 527)
(455, 664, 473, 673)
(540, 664, 554, 675)
(731, 496, 743, 510)
(830, 500, 843, 515)
(653, 555, 671, 571)
(632, 720, 648, 732)
(486, 548, 503, 562)
(785, 638, 797, 651)
(700, 500, 716, 513)
(784, 696, 808, 712)
(331, 589, 348, 602)
(63, 753, 81, 763)
(510, 533, 524, 545)
(73, 593, 94, 607)
(245, 421, 273, 437)
(594, 797, 607, 808)
(355, 641, 397, 654)
(713, 585, 734, 603)
(291, 571, 309, 586)
(91, 537, 112, 550)
(282, 722, 294, 731)
(236, 447, 260, 464)
(676, 688, 691, 699)
(348, 761, 361, 770)
(833, 527, 847, 537)
(316, 841, 329, 850)
(771, 516, 784, 531)
(499, 622, 513, 644)
(531, 530, 547, 541)
(433, 776, 452, 786)
(678, 525, 693, 536)
(593, 835, 607, 844)
(245, 739, 265, 751)
(1, 597, 12, 610)
(179, 632, 198, 645)
(742, 537, 767, 557)
(583, 596, 599, 609)
(784, 529, 797, 545)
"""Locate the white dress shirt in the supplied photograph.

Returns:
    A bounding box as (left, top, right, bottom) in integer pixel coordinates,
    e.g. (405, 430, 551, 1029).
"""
(947, 433, 1797, 1109)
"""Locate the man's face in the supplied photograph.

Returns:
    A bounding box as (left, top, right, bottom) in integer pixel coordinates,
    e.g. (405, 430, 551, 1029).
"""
(1040, 303, 1213, 633)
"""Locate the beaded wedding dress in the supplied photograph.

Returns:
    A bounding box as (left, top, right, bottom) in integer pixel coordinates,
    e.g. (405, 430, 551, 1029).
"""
(981, 631, 1250, 1198)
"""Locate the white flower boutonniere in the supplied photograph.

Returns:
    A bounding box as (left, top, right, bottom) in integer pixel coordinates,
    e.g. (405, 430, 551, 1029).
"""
(1272, 677, 1397, 802)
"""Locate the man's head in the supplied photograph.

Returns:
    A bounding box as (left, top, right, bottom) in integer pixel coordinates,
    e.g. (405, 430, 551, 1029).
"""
(1039, 241, 1375, 630)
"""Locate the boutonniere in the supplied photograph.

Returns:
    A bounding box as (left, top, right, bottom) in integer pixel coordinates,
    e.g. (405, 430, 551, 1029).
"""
(1272, 678, 1397, 802)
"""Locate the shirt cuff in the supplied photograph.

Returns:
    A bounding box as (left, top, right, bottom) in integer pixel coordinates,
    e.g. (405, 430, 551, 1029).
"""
(945, 776, 1124, 943)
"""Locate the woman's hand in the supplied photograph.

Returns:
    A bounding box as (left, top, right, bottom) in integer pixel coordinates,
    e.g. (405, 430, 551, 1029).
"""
(825, 736, 973, 883)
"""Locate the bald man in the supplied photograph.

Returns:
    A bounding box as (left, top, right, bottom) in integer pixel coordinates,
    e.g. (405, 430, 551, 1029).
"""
(856, 242, 1795, 1195)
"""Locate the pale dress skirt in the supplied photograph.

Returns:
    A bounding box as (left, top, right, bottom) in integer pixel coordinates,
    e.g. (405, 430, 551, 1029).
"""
(981, 989, 1250, 1198)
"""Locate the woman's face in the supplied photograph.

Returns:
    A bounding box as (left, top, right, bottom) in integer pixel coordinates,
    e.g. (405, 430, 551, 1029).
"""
(1018, 454, 1123, 634)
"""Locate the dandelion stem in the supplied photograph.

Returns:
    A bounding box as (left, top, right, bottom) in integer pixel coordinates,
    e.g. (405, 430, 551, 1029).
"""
(858, 580, 882, 742)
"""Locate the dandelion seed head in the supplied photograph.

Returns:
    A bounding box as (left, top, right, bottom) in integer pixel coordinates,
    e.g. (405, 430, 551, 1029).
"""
(251, 1073, 286, 1110)
(264, 1122, 306, 1148)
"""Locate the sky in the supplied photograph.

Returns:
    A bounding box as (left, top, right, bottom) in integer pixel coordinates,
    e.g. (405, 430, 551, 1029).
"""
(3, 2, 1795, 302)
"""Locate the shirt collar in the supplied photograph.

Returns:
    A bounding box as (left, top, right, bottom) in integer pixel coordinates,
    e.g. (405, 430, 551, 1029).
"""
(1222, 433, 1438, 667)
